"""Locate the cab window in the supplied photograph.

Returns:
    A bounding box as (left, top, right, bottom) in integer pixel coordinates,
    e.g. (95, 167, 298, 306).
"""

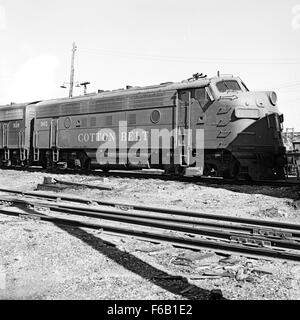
(191, 88, 211, 109)
(216, 80, 242, 92)
(178, 90, 189, 107)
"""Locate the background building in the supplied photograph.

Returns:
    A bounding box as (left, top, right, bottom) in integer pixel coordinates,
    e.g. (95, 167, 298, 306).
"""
(283, 129, 300, 177)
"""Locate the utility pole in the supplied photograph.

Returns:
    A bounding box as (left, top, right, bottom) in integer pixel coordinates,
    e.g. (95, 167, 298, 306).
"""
(69, 42, 77, 98)
(61, 42, 90, 97)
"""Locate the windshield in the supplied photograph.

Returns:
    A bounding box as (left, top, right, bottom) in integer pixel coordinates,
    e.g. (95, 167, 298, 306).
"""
(216, 80, 242, 92)
(241, 81, 249, 92)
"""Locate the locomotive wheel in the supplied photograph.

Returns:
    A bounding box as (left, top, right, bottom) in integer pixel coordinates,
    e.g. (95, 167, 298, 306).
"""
(21, 161, 29, 169)
(203, 164, 212, 176)
(0, 154, 4, 168)
(203, 164, 217, 177)
(51, 163, 59, 172)
(274, 167, 286, 180)
(81, 158, 91, 174)
(222, 161, 240, 180)
(174, 165, 185, 176)
(163, 164, 175, 175)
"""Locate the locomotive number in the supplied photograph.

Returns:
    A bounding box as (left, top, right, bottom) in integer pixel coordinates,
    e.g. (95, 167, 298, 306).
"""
(40, 121, 49, 128)
(13, 122, 20, 129)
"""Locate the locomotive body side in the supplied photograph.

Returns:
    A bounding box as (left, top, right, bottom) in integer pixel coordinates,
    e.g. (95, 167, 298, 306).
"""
(33, 88, 180, 170)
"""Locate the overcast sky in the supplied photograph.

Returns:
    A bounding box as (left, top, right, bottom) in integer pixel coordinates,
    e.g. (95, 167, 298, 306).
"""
(0, 0, 300, 129)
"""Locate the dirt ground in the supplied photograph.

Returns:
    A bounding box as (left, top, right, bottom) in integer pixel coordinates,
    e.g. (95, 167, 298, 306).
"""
(1, 169, 300, 300)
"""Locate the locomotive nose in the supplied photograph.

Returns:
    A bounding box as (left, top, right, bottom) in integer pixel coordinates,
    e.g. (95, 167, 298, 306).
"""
(235, 91, 280, 115)
(254, 91, 277, 108)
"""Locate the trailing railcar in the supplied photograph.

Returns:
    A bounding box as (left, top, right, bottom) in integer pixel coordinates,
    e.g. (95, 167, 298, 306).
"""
(0, 103, 27, 167)
(0, 102, 38, 167)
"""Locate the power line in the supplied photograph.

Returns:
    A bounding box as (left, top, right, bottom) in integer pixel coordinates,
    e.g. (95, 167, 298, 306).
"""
(273, 81, 300, 87)
(274, 86, 300, 93)
(80, 48, 300, 65)
(282, 97, 300, 103)
(271, 81, 300, 90)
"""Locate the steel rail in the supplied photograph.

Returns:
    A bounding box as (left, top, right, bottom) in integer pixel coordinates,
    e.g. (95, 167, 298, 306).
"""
(1, 207, 300, 262)
(50, 207, 300, 251)
(76, 171, 300, 187)
(1, 195, 251, 232)
(1, 187, 300, 232)
(101, 170, 300, 187)
(4, 196, 300, 239)
(20, 197, 300, 239)
(1, 167, 300, 187)
(75, 170, 300, 187)
(2, 197, 300, 251)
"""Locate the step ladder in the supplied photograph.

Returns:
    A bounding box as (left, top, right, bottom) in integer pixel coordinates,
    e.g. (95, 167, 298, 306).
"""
(52, 149, 59, 163)
(178, 127, 191, 166)
(4, 149, 10, 161)
(33, 131, 39, 162)
(33, 149, 39, 162)
(20, 149, 27, 162)
(18, 131, 26, 162)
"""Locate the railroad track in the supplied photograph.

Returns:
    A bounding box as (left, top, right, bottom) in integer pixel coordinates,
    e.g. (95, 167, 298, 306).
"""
(1, 188, 300, 262)
(99, 171, 300, 188)
(1, 166, 300, 188)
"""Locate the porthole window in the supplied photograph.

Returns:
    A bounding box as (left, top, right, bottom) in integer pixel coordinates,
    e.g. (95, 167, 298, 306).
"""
(64, 117, 71, 129)
(151, 110, 161, 124)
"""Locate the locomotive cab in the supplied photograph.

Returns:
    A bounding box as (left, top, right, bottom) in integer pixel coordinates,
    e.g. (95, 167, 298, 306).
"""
(204, 75, 286, 180)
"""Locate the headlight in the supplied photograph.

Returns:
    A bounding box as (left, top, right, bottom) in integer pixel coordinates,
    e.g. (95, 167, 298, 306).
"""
(269, 92, 277, 106)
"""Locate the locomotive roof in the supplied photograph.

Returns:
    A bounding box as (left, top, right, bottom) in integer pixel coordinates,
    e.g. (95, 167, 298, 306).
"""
(35, 78, 211, 107)
(0, 75, 241, 109)
(0, 103, 29, 121)
(0, 103, 28, 110)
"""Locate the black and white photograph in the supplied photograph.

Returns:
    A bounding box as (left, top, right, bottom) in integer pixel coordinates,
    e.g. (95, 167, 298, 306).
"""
(0, 0, 300, 306)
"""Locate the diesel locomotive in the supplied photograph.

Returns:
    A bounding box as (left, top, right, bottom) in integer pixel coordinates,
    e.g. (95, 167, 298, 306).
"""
(0, 74, 286, 180)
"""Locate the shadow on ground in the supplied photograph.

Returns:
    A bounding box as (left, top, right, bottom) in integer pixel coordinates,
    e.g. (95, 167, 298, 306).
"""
(12, 203, 226, 300)
(57, 224, 225, 300)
